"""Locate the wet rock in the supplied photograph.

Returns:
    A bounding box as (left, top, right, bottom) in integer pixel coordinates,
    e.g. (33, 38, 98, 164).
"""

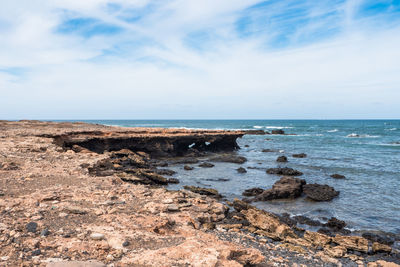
(167, 178, 180, 184)
(236, 167, 247, 173)
(184, 165, 194, 171)
(372, 242, 392, 253)
(276, 156, 288, 162)
(333, 235, 369, 253)
(266, 167, 303, 176)
(26, 222, 38, 233)
(232, 199, 252, 212)
(330, 174, 346, 179)
(245, 130, 268, 135)
(254, 176, 306, 201)
(242, 188, 264, 197)
(292, 153, 307, 158)
(183, 186, 222, 198)
(362, 232, 395, 246)
(175, 158, 199, 164)
(198, 162, 214, 168)
(325, 217, 346, 231)
(303, 184, 339, 201)
(211, 154, 247, 164)
(155, 169, 176, 176)
(262, 149, 278, 152)
(90, 233, 105, 240)
(293, 216, 322, 227)
(271, 129, 285, 134)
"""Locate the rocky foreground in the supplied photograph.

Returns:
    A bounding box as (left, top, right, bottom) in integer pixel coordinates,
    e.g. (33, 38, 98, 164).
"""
(0, 120, 399, 267)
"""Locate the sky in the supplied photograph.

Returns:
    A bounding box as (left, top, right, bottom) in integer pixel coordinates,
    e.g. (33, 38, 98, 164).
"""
(0, 0, 399, 119)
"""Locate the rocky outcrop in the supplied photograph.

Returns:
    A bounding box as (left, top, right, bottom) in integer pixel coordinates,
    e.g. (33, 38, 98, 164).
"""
(266, 167, 303, 176)
(252, 176, 306, 201)
(303, 184, 339, 201)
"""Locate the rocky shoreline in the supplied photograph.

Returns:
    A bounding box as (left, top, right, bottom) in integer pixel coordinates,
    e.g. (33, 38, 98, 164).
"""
(0, 120, 399, 267)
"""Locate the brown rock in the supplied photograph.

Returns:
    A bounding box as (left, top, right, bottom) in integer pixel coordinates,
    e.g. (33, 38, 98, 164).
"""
(276, 156, 288, 162)
(372, 242, 392, 253)
(242, 187, 264, 197)
(303, 184, 339, 201)
(303, 231, 331, 247)
(184, 165, 194, 170)
(324, 245, 347, 258)
(292, 153, 307, 158)
(333, 235, 368, 253)
(254, 176, 306, 201)
(266, 167, 303, 176)
(183, 186, 222, 198)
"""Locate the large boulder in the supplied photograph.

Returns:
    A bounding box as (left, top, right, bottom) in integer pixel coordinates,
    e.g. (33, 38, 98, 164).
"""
(253, 176, 306, 201)
(303, 184, 339, 201)
(266, 167, 303, 176)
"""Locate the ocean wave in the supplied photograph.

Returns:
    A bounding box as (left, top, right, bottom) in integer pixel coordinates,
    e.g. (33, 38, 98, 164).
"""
(327, 129, 339, 133)
(346, 133, 380, 138)
(253, 126, 263, 129)
(385, 128, 397, 131)
(265, 126, 294, 129)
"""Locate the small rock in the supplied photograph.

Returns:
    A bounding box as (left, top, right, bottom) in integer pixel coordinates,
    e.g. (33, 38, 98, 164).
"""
(276, 156, 288, 162)
(330, 174, 346, 179)
(271, 129, 285, 134)
(41, 228, 50, 237)
(184, 165, 194, 171)
(26, 222, 38, 233)
(266, 167, 303, 176)
(262, 149, 278, 152)
(237, 167, 247, 173)
(167, 178, 180, 184)
(199, 162, 214, 168)
(167, 204, 180, 212)
(90, 233, 105, 240)
(162, 199, 174, 204)
(0, 256, 9, 261)
(122, 240, 130, 247)
(292, 153, 307, 158)
(242, 187, 264, 197)
(32, 249, 41, 256)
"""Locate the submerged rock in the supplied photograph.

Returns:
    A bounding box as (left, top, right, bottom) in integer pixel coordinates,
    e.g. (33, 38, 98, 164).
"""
(330, 174, 346, 179)
(303, 184, 339, 201)
(293, 216, 322, 227)
(262, 149, 278, 153)
(236, 167, 247, 173)
(292, 153, 307, 158)
(361, 231, 395, 245)
(271, 129, 285, 135)
(253, 176, 306, 201)
(242, 187, 264, 197)
(198, 162, 215, 168)
(184, 165, 194, 171)
(211, 154, 247, 164)
(266, 167, 303, 176)
(276, 156, 288, 162)
(183, 186, 222, 198)
(325, 217, 346, 231)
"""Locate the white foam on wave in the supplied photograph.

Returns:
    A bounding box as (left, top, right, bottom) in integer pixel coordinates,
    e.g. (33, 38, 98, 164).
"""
(385, 128, 397, 131)
(346, 133, 380, 138)
(327, 129, 339, 133)
(253, 126, 263, 129)
(265, 126, 294, 129)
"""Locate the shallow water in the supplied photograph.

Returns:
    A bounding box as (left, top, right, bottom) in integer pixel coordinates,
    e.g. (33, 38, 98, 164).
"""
(65, 120, 400, 233)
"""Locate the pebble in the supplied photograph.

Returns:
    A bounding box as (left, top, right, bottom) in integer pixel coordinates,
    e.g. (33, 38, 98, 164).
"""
(31, 249, 41, 256)
(122, 240, 130, 247)
(90, 233, 105, 240)
(41, 228, 50, 237)
(58, 212, 68, 218)
(26, 222, 38, 233)
(0, 256, 9, 261)
(162, 199, 174, 204)
(167, 204, 180, 212)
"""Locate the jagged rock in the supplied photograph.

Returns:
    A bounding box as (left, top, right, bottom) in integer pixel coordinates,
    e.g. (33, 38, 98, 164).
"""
(293, 216, 322, 227)
(253, 176, 306, 201)
(303, 184, 339, 201)
(26, 222, 38, 233)
(183, 186, 222, 198)
(325, 217, 346, 231)
(330, 174, 346, 179)
(242, 188, 264, 197)
(241, 208, 297, 241)
(333, 235, 369, 253)
(362, 232, 395, 245)
(232, 199, 252, 212)
(372, 242, 392, 253)
(236, 167, 247, 173)
(303, 231, 331, 247)
(211, 154, 247, 164)
(198, 162, 215, 168)
(266, 167, 303, 176)
(292, 153, 307, 158)
(184, 165, 194, 171)
(271, 129, 285, 134)
(155, 169, 176, 176)
(276, 156, 288, 162)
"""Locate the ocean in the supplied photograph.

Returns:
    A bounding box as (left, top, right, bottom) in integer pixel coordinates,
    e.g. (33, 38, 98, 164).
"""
(68, 120, 400, 234)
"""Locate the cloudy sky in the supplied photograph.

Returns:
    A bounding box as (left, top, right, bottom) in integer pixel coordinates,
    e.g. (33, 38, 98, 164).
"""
(0, 0, 399, 119)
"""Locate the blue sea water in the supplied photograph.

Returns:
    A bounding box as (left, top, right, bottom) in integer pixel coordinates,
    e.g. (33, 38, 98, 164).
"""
(72, 120, 400, 233)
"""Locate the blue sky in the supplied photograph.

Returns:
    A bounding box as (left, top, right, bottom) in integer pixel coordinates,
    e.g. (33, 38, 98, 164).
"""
(0, 0, 399, 119)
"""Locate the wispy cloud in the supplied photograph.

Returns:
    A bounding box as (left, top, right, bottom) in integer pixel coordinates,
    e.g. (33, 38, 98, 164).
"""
(0, 0, 399, 119)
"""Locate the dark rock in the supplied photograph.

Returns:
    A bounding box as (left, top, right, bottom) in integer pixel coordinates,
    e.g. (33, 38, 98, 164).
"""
(122, 240, 130, 247)
(26, 222, 38, 233)
(362, 232, 395, 246)
(278, 213, 298, 227)
(303, 184, 339, 201)
(244, 145, 249, 147)
(242, 187, 264, 197)
(254, 176, 306, 201)
(167, 178, 180, 184)
(211, 154, 247, 164)
(262, 149, 278, 152)
(232, 199, 252, 212)
(205, 178, 230, 182)
(271, 129, 285, 134)
(198, 162, 215, 168)
(325, 217, 346, 231)
(31, 249, 41, 256)
(266, 167, 303, 176)
(40, 228, 50, 237)
(175, 158, 199, 164)
(155, 169, 176, 176)
(236, 167, 247, 173)
(330, 174, 346, 179)
(292, 153, 307, 158)
(183, 186, 222, 198)
(276, 156, 288, 162)
(293, 215, 322, 227)
(184, 165, 194, 171)
(318, 227, 334, 236)
(245, 130, 267, 135)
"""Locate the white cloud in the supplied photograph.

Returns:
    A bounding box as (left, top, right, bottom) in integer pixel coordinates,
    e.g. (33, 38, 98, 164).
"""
(0, 0, 399, 119)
